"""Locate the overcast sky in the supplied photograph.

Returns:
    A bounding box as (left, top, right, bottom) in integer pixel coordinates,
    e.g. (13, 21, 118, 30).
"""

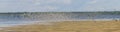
(0, 0, 120, 12)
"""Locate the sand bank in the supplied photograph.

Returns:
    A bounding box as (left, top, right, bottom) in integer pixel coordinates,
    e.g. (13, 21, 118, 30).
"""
(0, 20, 120, 32)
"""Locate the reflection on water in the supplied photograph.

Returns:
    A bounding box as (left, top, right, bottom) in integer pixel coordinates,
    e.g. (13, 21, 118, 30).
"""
(0, 12, 120, 27)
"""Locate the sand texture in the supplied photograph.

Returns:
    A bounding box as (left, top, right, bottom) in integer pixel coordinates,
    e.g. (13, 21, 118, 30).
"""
(1, 20, 120, 32)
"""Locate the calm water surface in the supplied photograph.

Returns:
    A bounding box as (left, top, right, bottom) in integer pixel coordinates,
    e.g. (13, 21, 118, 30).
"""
(0, 13, 120, 27)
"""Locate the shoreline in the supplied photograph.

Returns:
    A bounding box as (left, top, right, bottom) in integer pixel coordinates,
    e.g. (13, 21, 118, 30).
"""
(0, 19, 119, 27)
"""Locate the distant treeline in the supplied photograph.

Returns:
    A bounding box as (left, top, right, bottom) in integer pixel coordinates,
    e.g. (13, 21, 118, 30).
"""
(98, 11, 120, 15)
(0, 11, 119, 20)
(0, 11, 120, 16)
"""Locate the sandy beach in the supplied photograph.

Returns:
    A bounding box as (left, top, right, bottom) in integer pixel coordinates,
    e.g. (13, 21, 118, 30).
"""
(0, 20, 120, 32)
(0, 0, 120, 32)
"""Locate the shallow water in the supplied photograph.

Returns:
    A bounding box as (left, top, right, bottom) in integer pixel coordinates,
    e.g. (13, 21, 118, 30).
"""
(0, 12, 120, 27)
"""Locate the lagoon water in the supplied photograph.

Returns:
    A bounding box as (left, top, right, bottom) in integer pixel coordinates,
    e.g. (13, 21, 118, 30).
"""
(0, 12, 120, 27)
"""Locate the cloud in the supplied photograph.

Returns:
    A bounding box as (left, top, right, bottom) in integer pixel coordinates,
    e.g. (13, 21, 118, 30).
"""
(1, 0, 120, 12)
(28, 6, 58, 12)
(0, 0, 73, 12)
(76, 0, 120, 11)
(32, 0, 72, 5)
(89, 0, 98, 4)
(61, 0, 72, 4)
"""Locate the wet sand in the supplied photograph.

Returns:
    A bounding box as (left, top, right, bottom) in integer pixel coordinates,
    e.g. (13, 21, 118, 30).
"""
(1, 20, 120, 32)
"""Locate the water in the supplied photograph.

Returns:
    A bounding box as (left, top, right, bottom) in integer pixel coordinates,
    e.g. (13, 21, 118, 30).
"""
(0, 12, 120, 27)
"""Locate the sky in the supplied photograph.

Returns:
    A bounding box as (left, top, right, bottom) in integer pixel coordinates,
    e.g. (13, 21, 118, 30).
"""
(0, 0, 120, 12)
